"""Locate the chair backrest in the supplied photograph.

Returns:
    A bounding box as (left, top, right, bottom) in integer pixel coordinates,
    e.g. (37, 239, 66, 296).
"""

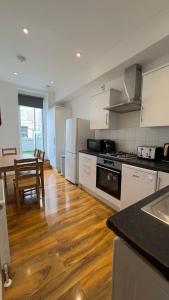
(34, 148, 38, 157)
(37, 150, 45, 162)
(14, 158, 39, 188)
(2, 147, 17, 156)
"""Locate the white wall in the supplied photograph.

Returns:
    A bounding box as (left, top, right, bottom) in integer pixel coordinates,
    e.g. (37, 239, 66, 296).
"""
(64, 77, 123, 120)
(0, 80, 52, 157)
(47, 106, 56, 167)
(0, 81, 20, 152)
(65, 94, 91, 120)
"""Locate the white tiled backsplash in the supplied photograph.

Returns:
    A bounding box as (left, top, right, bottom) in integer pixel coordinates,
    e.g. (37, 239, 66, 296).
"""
(95, 112, 169, 153)
(95, 127, 169, 153)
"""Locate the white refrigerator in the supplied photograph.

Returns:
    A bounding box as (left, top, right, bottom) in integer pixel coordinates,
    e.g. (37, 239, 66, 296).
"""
(65, 118, 93, 184)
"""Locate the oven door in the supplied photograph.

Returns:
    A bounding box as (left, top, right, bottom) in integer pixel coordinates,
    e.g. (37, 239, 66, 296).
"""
(96, 164, 121, 200)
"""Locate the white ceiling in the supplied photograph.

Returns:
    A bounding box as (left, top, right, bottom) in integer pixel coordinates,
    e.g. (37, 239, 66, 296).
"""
(0, 0, 169, 101)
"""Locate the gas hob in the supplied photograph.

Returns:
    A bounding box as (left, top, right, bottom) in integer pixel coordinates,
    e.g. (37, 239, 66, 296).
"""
(100, 151, 137, 160)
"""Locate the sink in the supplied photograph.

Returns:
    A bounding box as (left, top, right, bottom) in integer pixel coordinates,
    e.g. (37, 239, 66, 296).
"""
(142, 192, 169, 225)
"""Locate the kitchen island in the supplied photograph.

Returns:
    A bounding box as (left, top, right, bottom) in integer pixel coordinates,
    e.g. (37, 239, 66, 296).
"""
(107, 186, 169, 299)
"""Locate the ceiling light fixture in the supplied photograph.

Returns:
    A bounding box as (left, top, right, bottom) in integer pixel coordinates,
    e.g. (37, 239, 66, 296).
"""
(50, 81, 54, 85)
(76, 52, 81, 58)
(22, 27, 29, 35)
(13, 72, 18, 76)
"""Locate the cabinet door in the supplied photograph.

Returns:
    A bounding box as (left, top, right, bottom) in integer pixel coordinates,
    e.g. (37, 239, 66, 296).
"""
(113, 238, 169, 300)
(141, 66, 169, 127)
(121, 165, 157, 209)
(79, 153, 96, 192)
(65, 152, 77, 183)
(90, 91, 110, 129)
(157, 171, 169, 190)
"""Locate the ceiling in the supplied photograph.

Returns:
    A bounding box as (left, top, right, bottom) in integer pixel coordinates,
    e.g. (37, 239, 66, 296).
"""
(0, 0, 169, 101)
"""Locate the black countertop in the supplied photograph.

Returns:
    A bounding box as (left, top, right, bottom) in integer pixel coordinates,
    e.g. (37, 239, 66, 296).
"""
(79, 149, 169, 173)
(107, 186, 169, 280)
(79, 149, 100, 157)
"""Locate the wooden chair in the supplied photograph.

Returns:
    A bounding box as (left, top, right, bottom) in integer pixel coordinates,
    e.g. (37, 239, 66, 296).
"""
(37, 150, 45, 162)
(37, 150, 45, 190)
(34, 148, 39, 157)
(2, 147, 17, 194)
(13, 158, 40, 211)
(2, 148, 17, 156)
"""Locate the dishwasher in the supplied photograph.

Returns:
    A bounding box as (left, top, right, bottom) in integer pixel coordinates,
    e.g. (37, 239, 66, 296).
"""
(121, 164, 157, 210)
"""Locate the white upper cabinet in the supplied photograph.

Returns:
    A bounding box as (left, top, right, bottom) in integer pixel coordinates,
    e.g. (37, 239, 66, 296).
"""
(141, 65, 169, 127)
(90, 89, 120, 129)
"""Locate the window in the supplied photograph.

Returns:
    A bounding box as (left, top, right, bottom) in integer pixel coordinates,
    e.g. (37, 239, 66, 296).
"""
(19, 105, 43, 154)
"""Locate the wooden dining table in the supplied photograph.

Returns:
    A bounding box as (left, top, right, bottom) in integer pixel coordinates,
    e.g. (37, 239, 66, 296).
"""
(0, 154, 45, 199)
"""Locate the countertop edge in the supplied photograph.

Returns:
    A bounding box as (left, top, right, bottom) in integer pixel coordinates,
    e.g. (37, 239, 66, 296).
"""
(107, 187, 169, 281)
(106, 218, 169, 281)
(79, 149, 169, 173)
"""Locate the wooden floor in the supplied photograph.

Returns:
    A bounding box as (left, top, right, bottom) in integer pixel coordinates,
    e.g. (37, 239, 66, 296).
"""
(5, 170, 115, 300)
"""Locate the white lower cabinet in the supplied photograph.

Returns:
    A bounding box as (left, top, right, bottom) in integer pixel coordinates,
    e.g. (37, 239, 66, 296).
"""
(157, 171, 169, 190)
(79, 153, 96, 193)
(112, 237, 169, 300)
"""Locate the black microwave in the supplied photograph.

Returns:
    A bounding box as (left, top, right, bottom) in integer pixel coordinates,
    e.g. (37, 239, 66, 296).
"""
(87, 139, 115, 153)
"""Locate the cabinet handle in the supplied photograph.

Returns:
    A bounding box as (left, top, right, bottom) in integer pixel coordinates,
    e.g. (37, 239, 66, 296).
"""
(83, 164, 91, 169)
(141, 106, 143, 123)
(157, 177, 161, 190)
(106, 113, 108, 125)
(84, 170, 90, 175)
(82, 157, 90, 161)
(132, 174, 140, 178)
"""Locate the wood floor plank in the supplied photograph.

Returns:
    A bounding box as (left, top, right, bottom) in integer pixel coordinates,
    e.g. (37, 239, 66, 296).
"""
(5, 170, 115, 300)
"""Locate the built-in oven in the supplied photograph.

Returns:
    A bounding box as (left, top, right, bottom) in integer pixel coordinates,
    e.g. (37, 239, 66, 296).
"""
(96, 157, 121, 200)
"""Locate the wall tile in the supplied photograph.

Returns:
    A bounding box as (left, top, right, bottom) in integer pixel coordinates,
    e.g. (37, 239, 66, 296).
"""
(95, 118, 169, 153)
(126, 128, 136, 141)
(135, 127, 147, 142)
(158, 127, 169, 140)
(118, 129, 126, 140)
(146, 128, 159, 146)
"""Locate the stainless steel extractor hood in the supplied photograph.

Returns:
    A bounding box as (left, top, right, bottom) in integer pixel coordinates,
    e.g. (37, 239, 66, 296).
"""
(104, 64, 142, 113)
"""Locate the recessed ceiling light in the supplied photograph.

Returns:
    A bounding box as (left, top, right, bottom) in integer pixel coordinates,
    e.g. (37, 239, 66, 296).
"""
(76, 52, 82, 58)
(22, 27, 29, 35)
(13, 72, 18, 76)
(50, 81, 54, 85)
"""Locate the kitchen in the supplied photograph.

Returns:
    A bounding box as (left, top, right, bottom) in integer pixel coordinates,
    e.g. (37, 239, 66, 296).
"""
(1, 1, 169, 299)
(64, 62, 169, 298)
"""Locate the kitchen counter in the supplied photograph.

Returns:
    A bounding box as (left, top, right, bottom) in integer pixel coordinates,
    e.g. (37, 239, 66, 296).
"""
(79, 149, 169, 173)
(79, 149, 99, 157)
(107, 186, 169, 280)
(122, 157, 169, 173)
